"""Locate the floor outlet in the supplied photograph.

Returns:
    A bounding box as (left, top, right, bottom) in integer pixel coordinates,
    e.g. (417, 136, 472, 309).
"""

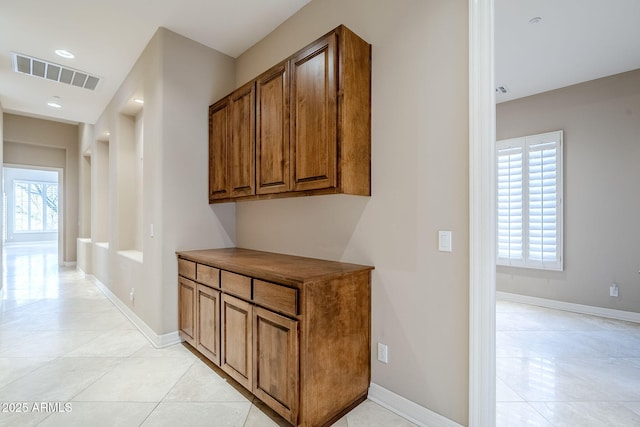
(377, 342, 388, 364)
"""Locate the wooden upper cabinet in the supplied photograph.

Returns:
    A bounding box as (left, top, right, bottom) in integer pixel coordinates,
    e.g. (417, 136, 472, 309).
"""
(335, 25, 372, 196)
(209, 99, 230, 201)
(229, 81, 256, 198)
(257, 62, 290, 195)
(208, 24, 371, 203)
(290, 32, 337, 192)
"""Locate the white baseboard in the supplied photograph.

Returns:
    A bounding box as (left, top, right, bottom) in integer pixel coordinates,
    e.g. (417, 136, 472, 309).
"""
(79, 269, 182, 348)
(497, 291, 640, 324)
(63, 261, 77, 267)
(368, 383, 462, 427)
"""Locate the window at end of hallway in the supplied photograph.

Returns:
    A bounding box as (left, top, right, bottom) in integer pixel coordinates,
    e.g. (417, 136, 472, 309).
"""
(14, 180, 59, 233)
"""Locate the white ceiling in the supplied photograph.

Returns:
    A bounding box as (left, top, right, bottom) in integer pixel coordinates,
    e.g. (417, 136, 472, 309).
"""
(495, 0, 640, 103)
(0, 0, 311, 124)
(1, 1, 639, 124)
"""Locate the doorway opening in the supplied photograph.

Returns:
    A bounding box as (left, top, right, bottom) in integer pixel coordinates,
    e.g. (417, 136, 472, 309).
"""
(2, 165, 64, 266)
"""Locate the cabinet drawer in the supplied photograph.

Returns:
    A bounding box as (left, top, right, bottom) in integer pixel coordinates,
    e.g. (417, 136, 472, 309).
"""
(254, 280, 298, 317)
(178, 258, 196, 280)
(221, 271, 252, 300)
(197, 264, 220, 288)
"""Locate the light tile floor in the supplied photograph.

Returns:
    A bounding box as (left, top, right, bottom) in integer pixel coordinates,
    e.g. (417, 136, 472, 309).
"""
(6, 243, 639, 426)
(497, 299, 640, 426)
(0, 243, 415, 427)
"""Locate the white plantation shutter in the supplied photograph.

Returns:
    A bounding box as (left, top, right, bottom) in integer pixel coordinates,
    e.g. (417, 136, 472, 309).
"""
(496, 131, 563, 270)
(497, 147, 523, 261)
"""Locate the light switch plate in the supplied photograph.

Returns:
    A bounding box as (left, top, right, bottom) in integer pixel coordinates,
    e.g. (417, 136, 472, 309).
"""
(438, 231, 452, 252)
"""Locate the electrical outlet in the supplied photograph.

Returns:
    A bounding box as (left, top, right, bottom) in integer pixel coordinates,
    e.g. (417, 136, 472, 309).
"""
(377, 342, 388, 364)
(130, 288, 135, 302)
(610, 283, 619, 297)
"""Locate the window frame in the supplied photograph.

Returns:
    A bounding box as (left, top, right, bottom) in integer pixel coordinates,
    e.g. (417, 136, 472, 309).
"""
(496, 130, 563, 271)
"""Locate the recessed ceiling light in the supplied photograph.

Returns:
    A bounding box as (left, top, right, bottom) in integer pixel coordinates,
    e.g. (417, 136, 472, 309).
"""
(133, 98, 144, 105)
(528, 16, 542, 25)
(47, 96, 62, 108)
(55, 49, 75, 59)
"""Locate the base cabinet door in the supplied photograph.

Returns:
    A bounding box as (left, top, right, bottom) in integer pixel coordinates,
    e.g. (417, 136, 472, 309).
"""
(221, 293, 253, 390)
(253, 306, 299, 424)
(178, 277, 197, 345)
(196, 284, 220, 366)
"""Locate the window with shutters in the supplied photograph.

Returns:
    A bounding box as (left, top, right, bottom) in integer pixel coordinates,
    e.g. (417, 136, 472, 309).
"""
(496, 130, 563, 270)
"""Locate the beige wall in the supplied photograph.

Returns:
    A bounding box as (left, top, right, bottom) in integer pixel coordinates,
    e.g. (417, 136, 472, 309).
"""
(235, 0, 470, 423)
(78, 123, 92, 239)
(3, 113, 79, 263)
(157, 28, 237, 333)
(497, 69, 640, 313)
(79, 27, 237, 337)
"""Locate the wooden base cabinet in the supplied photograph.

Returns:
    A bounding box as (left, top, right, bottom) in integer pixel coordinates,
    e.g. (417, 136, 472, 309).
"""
(221, 293, 253, 390)
(179, 259, 221, 366)
(177, 248, 373, 427)
(196, 284, 220, 365)
(253, 306, 299, 422)
(178, 277, 196, 346)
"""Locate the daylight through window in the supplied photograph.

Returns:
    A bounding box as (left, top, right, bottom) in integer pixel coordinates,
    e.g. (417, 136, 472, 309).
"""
(14, 181, 59, 233)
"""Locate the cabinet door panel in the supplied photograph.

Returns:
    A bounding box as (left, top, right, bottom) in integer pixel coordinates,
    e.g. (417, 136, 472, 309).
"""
(209, 99, 230, 201)
(253, 306, 299, 424)
(257, 62, 290, 195)
(178, 277, 196, 345)
(229, 82, 256, 198)
(196, 284, 220, 366)
(291, 32, 337, 192)
(221, 294, 253, 390)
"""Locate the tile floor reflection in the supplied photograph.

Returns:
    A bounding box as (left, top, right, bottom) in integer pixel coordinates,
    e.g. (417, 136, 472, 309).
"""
(0, 243, 415, 427)
(497, 299, 640, 426)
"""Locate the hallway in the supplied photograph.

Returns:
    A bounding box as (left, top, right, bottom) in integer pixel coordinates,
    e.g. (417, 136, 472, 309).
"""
(0, 244, 414, 426)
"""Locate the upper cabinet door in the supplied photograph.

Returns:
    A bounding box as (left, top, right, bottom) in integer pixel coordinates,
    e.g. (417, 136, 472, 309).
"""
(229, 81, 256, 198)
(256, 62, 290, 195)
(290, 32, 337, 192)
(209, 99, 230, 201)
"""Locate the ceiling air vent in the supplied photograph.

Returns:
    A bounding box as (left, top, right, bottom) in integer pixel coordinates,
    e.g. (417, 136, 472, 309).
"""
(11, 52, 101, 91)
(495, 85, 509, 94)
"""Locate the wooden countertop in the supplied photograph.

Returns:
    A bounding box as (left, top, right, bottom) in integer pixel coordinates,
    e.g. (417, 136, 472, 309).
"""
(176, 247, 373, 287)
